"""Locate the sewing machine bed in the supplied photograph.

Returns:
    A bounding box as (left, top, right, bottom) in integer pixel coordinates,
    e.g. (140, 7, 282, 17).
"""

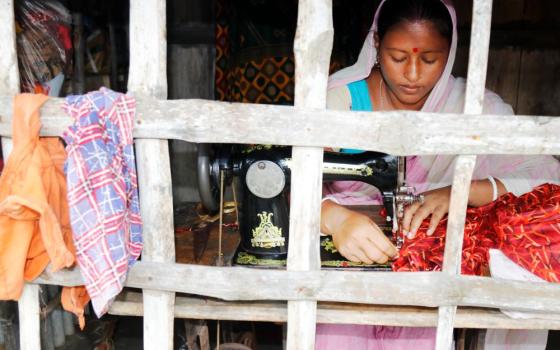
(174, 204, 392, 271)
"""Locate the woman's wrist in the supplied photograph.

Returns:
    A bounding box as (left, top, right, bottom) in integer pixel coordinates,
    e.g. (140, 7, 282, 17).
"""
(468, 178, 506, 207)
(321, 199, 353, 236)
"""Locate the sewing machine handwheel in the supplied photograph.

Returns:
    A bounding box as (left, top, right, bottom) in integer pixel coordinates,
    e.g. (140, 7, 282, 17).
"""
(197, 143, 220, 212)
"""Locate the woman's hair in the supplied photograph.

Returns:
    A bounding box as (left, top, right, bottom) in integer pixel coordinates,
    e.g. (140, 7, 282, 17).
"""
(377, 0, 453, 45)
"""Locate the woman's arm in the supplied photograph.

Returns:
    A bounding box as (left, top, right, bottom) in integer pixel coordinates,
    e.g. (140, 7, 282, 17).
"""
(321, 199, 398, 263)
(402, 178, 506, 238)
(468, 177, 507, 206)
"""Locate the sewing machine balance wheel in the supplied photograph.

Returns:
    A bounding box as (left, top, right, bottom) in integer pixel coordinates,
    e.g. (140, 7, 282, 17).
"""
(197, 143, 220, 212)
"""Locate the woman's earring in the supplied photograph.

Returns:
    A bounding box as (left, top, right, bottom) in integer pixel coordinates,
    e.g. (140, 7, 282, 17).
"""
(374, 54, 381, 68)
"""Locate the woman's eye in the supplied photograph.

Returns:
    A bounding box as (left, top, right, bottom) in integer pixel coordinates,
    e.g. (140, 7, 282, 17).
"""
(390, 56, 406, 63)
(422, 57, 437, 64)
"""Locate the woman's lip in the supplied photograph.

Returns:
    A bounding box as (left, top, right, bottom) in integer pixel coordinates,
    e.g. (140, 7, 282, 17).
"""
(400, 85, 421, 94)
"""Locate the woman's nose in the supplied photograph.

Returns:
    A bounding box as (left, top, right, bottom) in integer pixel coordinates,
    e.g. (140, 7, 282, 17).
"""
(404, 60, 420, 83)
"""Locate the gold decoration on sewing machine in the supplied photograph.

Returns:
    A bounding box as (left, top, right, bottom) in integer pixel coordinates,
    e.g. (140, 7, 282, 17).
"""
(241, 144, 274, 154)
(321, 237, 338, 253)
(251, 211, 285, 248)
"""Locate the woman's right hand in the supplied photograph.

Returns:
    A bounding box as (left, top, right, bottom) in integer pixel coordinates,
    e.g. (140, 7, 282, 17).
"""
(321, 200, 398, 264)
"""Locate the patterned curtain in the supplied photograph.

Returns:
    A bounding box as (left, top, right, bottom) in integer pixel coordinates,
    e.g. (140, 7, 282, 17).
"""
(215, 0, 378, 105)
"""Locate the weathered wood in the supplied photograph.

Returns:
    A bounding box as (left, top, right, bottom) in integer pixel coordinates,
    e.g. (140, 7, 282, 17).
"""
(128, 0, 167, 99)
(464, 0, 493, 116)
(184, 319, 210, 350)
(436, 0, 494, 348)
(18, 285, 41, 350)
(0, 0, 19, 94)
(46, 286, 65, 347)
(286, 145, 322, 350)
(136, 143, 176, 348)
(167, 41, 215, 204)
(436, 155, 477, 350)
(128, 1, 175, 350)
(33, 263, 560, 313)
(1, 96, 559, 155)
(441, 157, 477, 274)
(39, 287, 55, 350)
(0, 0, 18, 167)
(436, 306, 457, 350)
(287, 0, 333, 348)
(109, 292, 560, 330)
(517, 49, 560, 116)
(455, 46, 522, 110)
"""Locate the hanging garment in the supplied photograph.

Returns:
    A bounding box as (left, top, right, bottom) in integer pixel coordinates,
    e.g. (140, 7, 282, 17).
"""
(62, 88, 142, 316)
(0, 94, 88, 327)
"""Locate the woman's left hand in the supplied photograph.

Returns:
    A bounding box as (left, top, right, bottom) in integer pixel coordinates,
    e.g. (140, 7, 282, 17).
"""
(402, 186, 451, 238)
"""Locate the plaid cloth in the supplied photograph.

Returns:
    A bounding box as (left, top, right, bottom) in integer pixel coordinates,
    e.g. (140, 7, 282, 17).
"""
(62, 88, 142, 316)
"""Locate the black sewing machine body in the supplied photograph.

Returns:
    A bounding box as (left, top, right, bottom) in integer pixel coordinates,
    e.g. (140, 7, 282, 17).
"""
(198, 145, 402, 264)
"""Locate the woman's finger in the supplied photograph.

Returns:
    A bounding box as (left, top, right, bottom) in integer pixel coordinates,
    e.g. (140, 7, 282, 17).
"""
(427, 207, 446, 235)
(402, 202, 421, 233)
(366, 221, 397, 258)
(338, 241, 372, 264)
(408, 204, 434, 238)
(346, 249, 373, 264)
(346, 254, 361, 263)
(360, 239, 389, 264)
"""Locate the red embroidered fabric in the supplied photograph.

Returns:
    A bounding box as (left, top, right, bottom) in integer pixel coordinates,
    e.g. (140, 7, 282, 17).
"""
(392, 184, 560, 282)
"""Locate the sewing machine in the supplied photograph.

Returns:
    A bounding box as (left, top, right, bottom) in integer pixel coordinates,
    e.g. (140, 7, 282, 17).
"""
(197, 144, 423, 268)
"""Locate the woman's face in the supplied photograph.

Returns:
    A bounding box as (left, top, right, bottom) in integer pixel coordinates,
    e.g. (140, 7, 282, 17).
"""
(376, 20, 450, 110)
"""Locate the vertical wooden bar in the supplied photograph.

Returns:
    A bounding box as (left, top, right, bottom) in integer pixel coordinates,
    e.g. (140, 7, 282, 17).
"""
(19, 285, 41, 350)
(463, 0, 494, 116)
(0, 1, 18, 347)
(0, 2, 41, 350)
(0, 0, 19, 158)
(435, 0, 493, 349)
(47, 286, 66, 347)
(128, 1, 175, 350)
(0, 0, 19, 94)
(435, 155, 476, 349)
(39, 287, 54, 350)
(287, 0, 333, 349)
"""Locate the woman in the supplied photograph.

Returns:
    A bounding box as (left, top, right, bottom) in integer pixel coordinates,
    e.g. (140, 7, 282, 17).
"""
(317, 0, 559, 348)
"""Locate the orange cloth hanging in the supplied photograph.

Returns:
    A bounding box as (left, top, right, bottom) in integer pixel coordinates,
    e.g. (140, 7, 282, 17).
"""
(0, 94, 89, 328)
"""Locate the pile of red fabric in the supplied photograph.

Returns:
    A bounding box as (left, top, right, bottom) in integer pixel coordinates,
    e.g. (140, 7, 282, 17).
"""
(392, 184, 560, 283)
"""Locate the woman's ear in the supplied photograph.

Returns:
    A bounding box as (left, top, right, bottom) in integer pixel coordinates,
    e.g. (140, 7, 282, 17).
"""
(374, 32, 380, 50)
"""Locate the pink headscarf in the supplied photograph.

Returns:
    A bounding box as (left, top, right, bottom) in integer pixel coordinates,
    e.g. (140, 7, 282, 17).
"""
(328, 0, 458, 113)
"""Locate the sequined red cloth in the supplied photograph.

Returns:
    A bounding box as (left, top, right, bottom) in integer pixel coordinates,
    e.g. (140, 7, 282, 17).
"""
(392, 184, 560, 282)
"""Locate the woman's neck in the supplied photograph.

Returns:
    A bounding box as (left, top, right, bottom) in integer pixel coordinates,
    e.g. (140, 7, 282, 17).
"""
(366, 69, 427, 111)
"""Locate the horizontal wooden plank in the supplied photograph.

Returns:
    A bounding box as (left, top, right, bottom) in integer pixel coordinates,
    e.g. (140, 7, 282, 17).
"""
(110, 291, 560, 330)
(34, 261, 560, 313)
(1, 96, 559, 155)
